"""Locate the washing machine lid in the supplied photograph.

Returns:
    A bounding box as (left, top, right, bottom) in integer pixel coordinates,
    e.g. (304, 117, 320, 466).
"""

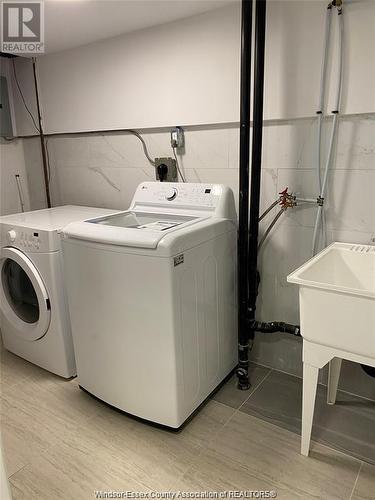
(63, 211, 204, 249)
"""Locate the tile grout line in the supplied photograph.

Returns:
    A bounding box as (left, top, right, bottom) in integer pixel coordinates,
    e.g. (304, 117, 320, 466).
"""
(185, 370, 275, 477)
(218, 369, 274, 433)
(309, 438, 364, 466)
(348, 461, 363, 500)
(238, 369, 274, 411)
(251, 362, 375, 404)
(319, 384, 375, 404)
(8, 464, 27, 481)
(169, 400, 240, 490)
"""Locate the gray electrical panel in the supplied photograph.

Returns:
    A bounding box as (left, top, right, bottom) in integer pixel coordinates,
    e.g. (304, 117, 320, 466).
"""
(0, 76, 14, 138)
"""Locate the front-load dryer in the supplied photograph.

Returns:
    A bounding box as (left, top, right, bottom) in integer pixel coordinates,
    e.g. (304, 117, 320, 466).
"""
(0, 205, 116, 377)
(62, 183, 237, 427)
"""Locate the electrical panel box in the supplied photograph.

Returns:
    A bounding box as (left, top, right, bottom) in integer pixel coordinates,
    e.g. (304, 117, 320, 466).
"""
(155, 157, 178, 182)
(0, 76, 14, 138)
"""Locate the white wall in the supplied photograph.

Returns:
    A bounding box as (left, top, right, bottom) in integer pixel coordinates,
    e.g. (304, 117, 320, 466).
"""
(11, 1, 375, 135)
(36, 5, 241, 133)
(0, 59, 31, 216)
(20, 1, 372, 134)
(3, 57, 39, 138)
(264, 0, 375, 119)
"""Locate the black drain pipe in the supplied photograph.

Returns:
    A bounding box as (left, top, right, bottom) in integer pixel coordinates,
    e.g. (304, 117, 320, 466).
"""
(237, 0, 253, 390)
(237, 0, 301, 390)
(237, 0, 267, 390)
(248, 0, 267, 330)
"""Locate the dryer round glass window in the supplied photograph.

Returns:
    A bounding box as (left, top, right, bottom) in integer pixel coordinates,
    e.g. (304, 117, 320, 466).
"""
(1, 258, 40, 324)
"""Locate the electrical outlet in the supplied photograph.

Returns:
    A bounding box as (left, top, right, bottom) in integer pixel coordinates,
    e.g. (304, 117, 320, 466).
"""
(171, 127, 184, 150)
(155, 157, 178, 182)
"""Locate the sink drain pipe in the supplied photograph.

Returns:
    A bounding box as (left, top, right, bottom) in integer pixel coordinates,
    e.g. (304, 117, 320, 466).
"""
(237, 0, 300, 390)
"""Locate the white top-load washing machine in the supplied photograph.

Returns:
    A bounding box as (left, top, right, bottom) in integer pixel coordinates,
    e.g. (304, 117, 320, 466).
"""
(62, 182, 237, 428)
(0, 205, 116, 377)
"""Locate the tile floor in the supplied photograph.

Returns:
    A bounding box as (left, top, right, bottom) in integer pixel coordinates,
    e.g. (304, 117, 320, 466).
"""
(240, 370, 375, 465)
(1, 350, 374, 500)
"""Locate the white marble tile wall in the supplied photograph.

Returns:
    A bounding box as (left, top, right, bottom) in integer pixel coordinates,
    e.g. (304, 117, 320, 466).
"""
(24, 113, 375, 398)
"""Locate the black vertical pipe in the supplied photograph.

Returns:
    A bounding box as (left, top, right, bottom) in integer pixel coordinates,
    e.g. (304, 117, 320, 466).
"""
(32, 58, 52, 208)
(248, 0, 267, 339)
(237, 0, 253, 390)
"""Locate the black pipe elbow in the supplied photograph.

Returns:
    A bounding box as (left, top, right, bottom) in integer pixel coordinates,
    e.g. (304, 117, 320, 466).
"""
(252, 321, 301, 337)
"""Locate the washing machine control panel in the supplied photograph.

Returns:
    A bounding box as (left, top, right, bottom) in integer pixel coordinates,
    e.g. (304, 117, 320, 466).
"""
(134, 183, 225, 210)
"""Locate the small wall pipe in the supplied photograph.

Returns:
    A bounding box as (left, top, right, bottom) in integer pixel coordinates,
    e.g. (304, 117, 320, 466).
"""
(15, 174, 25, 212)
(295, 198, 317, 204)
(32, 58, 52, 208)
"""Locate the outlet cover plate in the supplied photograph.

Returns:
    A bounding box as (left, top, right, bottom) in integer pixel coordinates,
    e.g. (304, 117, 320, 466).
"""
(155, 157, 178, 182)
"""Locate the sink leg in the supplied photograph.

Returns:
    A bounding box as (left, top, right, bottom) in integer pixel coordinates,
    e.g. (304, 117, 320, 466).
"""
(327, 357, 342, 405)
(301, 363, 319, 457)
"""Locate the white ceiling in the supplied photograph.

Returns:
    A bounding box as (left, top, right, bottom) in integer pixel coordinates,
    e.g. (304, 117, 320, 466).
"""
(44, 0, 236, 54)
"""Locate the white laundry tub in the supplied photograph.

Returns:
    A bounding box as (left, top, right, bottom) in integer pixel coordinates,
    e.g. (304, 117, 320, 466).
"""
(288, 243, 375, 358)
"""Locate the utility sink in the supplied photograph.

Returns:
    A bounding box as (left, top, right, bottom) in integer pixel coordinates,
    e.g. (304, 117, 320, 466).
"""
(288, 243, 375, 358)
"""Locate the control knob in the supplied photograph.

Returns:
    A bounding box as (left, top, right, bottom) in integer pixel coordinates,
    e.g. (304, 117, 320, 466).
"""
(165, 188, 177, 201)
(7, 230, 17, 243)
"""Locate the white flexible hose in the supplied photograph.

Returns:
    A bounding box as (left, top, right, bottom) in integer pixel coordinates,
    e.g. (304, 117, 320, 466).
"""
(315, 6, 332, 250)
(318, 6, 332, 115)
(333, 10, 344, 114)
(312, 5, 344, 256)
(312, 113, 339, 254)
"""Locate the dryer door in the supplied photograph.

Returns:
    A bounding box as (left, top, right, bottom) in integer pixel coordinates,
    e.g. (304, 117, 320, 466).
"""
(0, 247, 51, 341)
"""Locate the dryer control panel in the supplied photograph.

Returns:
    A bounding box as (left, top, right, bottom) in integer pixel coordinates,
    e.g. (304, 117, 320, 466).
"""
(0, 225, 59, 252)
(131, 182, 236, 220)
(9, 230, 41, 249)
